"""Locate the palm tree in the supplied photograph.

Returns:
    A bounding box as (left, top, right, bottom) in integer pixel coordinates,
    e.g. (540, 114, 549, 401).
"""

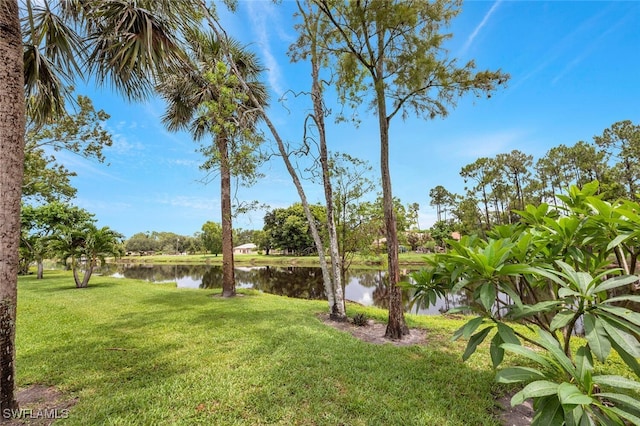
(1, 0, 199, 409)
(51, 224, 124, 288)
(157, 29, 268, 297)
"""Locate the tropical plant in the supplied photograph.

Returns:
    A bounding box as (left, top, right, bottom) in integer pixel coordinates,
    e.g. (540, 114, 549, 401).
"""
(157, 28, 267, 298)
(407, 182, 640, 424)
(50, 224, 124, 288)
(20, 202, 94, 278)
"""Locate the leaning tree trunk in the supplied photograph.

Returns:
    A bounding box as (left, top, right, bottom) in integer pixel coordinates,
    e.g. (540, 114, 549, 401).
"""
(309, 19, 346, 320)
(218, 136, 235, 297)
(72, 265, 82, 288)
(0, 0, 25, 411)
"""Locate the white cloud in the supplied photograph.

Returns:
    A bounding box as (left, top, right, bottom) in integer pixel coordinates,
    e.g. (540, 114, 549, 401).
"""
(512, 5, 616, 90)
(53, 150, 123, 181)
(156, 195, 218, 212)
(443, 129, 527, 159)
(552, 14, 631, 85)
(246, 1, 287, 97)
(168, 158, 201, 168)
(460, 1, 502, 55)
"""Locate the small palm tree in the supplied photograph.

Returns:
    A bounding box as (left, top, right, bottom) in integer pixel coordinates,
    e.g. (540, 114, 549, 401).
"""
(51, 224, 123, 288)
(157, 29, 268, 297)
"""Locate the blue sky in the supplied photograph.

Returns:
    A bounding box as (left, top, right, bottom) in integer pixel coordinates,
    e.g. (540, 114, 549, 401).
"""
(67, 1, 640, 239)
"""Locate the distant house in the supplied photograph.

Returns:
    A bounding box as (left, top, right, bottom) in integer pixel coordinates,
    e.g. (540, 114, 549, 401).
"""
(233, 243, 257, 255)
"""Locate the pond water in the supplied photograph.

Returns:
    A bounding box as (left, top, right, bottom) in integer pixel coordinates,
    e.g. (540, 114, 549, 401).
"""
(101, 263, 470, 315)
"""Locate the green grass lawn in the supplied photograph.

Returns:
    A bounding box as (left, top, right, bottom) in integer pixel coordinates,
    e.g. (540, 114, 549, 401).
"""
(17, 271, 503, 425)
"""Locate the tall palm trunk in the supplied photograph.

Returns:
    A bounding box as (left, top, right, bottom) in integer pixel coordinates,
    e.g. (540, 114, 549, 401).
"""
(218, 135, 235, 297)
(0, 0, 25, 411)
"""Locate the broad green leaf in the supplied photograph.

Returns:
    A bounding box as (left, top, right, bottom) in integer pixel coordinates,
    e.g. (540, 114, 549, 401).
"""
(496, 367, 546, 384)
(598, 305, 640, 328)
(498, 263, 538, 276)
(452, 316, 485, 341)
(550, 310, 577, 331)
(557, 382, 593, 405)
(558, 287, 581, 298)
(595, 393, 640, 415)
(606, 233, 632, 251)
(593, 375, 640, 391)
(500, 343, 554, 371)
(497, 322, 520, 345)
(556, 261, 582, 288)
(575, 346, 593, 388)
(565, 405, 585, 426)
(592, 275, 639, 294)
(609, 337, 640, 377)
(583, 314, 611, 363)
(511, 380, 559, 405)
(462, 327, 492, 361)
(529, 266, 566, 286)
(446, 305, 472, 315)
(451, 277, 469, 294)
(490, 332, 504, 368)
(479, 283, 496, 312)
(596, 310, 640, 338)
(606, 295, 640, 304)
(577, 410, 596, 426)
(605, 406, 640, 426)
(531, 395, 563, 426)
(600, 319, 640, 358)
(575, 272, 593, 295)
(497, 281, 523, 307)
(509, 300, 562, 320)
(536, 329, 576, 376)
(597, 406, 625, 425)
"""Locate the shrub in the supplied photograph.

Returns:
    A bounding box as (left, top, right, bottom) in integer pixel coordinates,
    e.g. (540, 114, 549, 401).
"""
(352, 313, 369, 327)
(407, 182, 640, 425)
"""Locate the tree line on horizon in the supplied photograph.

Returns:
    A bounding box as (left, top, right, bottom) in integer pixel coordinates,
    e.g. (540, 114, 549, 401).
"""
(429, 120, 640, 238)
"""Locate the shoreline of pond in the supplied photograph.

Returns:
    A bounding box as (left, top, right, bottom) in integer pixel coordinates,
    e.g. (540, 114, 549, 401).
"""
(112, 252, 431, 269)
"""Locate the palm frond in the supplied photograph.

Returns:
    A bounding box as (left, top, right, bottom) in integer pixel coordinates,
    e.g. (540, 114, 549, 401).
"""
(22, 0, 84, 124)
(82, 0, 193, 100)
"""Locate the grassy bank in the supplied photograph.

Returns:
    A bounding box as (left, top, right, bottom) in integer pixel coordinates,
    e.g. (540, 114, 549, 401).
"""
(17, 271, 503, 425)
(116, 252, 431, 268)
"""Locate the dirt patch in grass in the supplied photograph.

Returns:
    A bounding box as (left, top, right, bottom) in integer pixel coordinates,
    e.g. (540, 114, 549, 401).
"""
(321, 314, 532, 425)
(320, 313, 427, 346)
(496, 393, 533, 426)
(2, 385, 77, 425)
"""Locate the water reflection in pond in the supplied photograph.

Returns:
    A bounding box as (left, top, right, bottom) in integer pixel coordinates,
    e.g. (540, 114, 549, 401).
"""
(102, 263, 469, 315)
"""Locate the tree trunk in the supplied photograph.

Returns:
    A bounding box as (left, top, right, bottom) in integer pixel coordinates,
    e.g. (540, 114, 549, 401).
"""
(370, 31, 408, 339)
(218, 136, 235, 297)
(309, 21, 346, 320)
(380, 117, 408, 339)
(81, 266, 93, 288)
(0, 0, 24, 412)
(37, 258, 44, 279)
(72, 265, 82, 288)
